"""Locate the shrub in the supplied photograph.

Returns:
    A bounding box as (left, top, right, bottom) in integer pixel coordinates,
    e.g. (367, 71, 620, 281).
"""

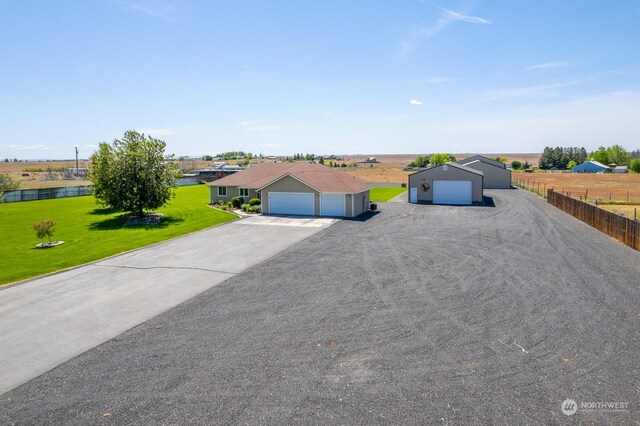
(240, 203, 250, 212)
(630, 159, 640, 173)
(247, 205, 261, 213)
(248, 197, 261, 206)
(230, 196, 244, 209)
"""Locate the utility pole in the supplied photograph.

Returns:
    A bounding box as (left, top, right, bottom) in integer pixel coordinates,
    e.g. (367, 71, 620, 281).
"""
(75, 146, 79, 177)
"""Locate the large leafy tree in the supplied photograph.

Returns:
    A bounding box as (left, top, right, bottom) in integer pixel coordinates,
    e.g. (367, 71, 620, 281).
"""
(429, 153, 456, 167)
(89, 130, 179, 218)
(0, 173, 20, 202)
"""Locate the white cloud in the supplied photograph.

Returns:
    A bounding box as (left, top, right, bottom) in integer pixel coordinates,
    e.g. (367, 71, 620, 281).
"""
(468, 81, 581, 102)
(116, 0, 179, 22)
(401, 8, 491, 54)
(425, 77, 459, 84)
(527, 61, 570, 70)
(238, 121, 254, 126)
(0, 144, 53, 151)
(135, 128, 177, 136)
(440, 8, 492, 25)
(409, 99, 423, 105)
(246, 125, 281, 131)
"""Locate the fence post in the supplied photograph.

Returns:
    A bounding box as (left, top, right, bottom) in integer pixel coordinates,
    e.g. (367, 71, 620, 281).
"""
(585, 188, 588, 200)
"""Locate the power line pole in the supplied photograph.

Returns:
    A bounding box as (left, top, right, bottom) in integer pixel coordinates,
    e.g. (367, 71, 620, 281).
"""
(75, 146, 79, 177)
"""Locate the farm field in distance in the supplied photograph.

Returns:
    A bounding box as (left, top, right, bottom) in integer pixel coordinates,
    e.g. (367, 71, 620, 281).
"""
(512, 171, 640, 203)
(0, 185, 237, 285)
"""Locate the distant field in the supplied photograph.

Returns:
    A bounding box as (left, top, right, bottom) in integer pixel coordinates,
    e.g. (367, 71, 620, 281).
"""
(512, 171, 640, 203)
(598, 204, 640, 220)
(0, 185, 236, 285)
(341, 153, 541, 183)
(370, 187, 407, 202)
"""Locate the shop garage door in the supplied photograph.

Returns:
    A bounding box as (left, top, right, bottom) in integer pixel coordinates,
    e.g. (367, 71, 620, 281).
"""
(432, 180, 472, 205)
(268, 192, 315, 216)
(320, 193, 345, 217)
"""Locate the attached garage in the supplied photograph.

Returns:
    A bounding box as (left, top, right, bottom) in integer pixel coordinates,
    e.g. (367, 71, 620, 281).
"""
(320, 193, 346, 217)
(432, 180, 473, 205)
(268, 192, 315, 216)
(408, 162, 484, 205)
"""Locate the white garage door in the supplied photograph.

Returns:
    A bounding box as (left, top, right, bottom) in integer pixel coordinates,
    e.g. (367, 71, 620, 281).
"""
(320, 193, 345, 217)
(433, 180, 472, 205)
(268, 192, 315, 216)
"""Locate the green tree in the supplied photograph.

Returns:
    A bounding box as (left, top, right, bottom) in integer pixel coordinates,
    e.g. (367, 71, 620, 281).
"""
(89, 130, 179, 218)
(318, 157, 325, 165)
(510, 160, 522, 170)
(33, 219, 56, 244)
(494, 156, 507, 164)
(429, 153, 456, 167)
(409, 155, 430, 168)
(606, 144, 631, 165)
(567, 160, 577, 169)
(202, 155, 213, 161)
(590, 146, 609, 164)
(630, 158, 640, 173)
(0, 173, 20, 202)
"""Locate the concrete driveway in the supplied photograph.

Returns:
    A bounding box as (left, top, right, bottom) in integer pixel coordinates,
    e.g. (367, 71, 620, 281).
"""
(0, 215, 337, 395)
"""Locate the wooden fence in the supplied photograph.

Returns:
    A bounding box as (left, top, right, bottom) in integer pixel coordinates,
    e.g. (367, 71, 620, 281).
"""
(547, 189, 640, 251)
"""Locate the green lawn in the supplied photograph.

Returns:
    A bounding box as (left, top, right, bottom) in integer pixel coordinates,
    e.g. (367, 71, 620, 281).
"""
(370, 186, 407, 202)
(0, 185, 237, 285)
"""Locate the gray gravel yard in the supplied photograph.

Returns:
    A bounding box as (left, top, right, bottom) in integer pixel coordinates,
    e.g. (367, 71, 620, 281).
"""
(2, 189, 639, 424)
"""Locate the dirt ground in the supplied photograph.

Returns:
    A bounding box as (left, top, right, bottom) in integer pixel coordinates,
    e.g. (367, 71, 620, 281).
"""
(598, 204, 640, 220)
(512, 171, 640, 203)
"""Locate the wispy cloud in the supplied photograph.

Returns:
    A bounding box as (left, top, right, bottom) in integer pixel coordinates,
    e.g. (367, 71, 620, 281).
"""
(440, 8, 491, 25)
(115, 0, 179, 22)
(469, 81, 581, 102)
(136, 127, 177, 136)
(239, 121, 282, 131)
(0, 144, 53, 151)
(425, 77, 459, 84)
(527, 61, 570, 70)
(401, 7, 491, 54)
(409, 99, 423, 105)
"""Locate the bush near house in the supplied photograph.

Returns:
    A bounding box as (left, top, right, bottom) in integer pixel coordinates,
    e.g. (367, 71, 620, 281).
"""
(230, 196, 244, 209)
(248, 198, 261, 206)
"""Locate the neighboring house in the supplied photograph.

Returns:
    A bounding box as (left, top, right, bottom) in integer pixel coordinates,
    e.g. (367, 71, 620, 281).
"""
(614, 166, 629, 174)
(460, 159, 512, 189)
(455, 155, 506, 169)
(208, 162, 371, 217)
(572, 160, 609, 173)
(408, 162, 484, 206)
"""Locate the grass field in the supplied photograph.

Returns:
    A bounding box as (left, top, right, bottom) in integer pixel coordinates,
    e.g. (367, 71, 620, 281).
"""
(0, 185, 237, 285)
(598, 204, 640, 220)
(370, 186, 407, 202)
(512, 171, 640, 203)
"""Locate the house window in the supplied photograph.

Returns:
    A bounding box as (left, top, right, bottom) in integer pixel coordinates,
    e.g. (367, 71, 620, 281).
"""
(218, 186, 227, 196)
(239, 188, 249, 197)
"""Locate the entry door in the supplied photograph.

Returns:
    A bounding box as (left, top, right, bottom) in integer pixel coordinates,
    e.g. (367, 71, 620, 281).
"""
(432, 180, 472, 205)
(409, 187, 418, 203)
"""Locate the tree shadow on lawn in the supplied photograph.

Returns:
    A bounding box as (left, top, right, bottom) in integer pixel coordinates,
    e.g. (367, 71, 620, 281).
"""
(89, 207, 120, 216)
(88, 215, 184, 231)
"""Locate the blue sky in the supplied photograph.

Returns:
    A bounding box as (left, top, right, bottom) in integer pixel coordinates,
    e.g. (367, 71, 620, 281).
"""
(1, 1, 639, 159)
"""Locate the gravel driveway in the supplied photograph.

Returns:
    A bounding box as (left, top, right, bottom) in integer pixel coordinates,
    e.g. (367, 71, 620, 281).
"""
(1, 189, 639, 424)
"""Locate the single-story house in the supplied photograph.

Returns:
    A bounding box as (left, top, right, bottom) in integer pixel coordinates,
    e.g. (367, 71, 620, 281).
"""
(408, 162, 484, 205)
(456, 155, 506, 169)
(572, 160, 609, 173)
(614, 165, 629, 174)
(208, 162, 371, 217)
(460, 159, 512, 189)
